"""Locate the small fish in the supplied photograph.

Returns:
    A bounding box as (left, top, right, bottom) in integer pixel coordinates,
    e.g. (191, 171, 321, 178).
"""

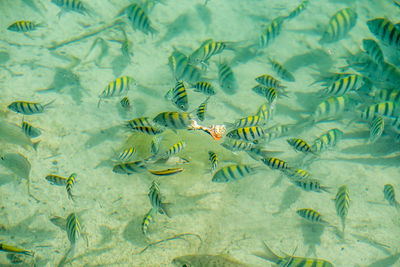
(150, 136, 162, 155)
(286, 0, 309, 20)
(312, 128, 343, 153)
(190, 40, 227, 64)
(256, 102, 274, 120)
(141, 208, 155, 235)
(255, 74, 285, 89)
(196, 97, 210, 121)
(212, 164, 260, 183)
(128, 126, 164, 135)
(148, 168, 184, 176)
(259, 16, 285, 48)
(270, 59, 295, 82)
(367, 18, 400, 50)
(191, 81, 216, 96)
(221, 138, 256, 153)
(293, 178, 330, 193)
(169, 48, 201, 83)
(0, 119, 40, 150)
(120, 96, 131, 110)
(321, 74, 364, 96)
(45, 174, 68, 186)
(229, 115, 264, 128)
(66, 173, 76, 200)
(8, 100, 54, 115)
(287, 138, 313, 154)
(283, 167, 311, 180)
(360, 102, 398, 121)
(0, 244, 33, 256)
(51, 0, 87, 14)
(98, 76, 135, 106)
(117, 147, 136, 161)
(124, 3, 156, 34)
(384, 184, 400, 208)
(312, 96, 347, 121)
(369, 116, 384, 143)
(7, 21, 38, 32)
(375, 89, 400, 104)
(153, 111, 193, 130)
(112, 161, 147, 175)
(208, 151, 218, 173)
(265, 124, 290, 137)
(226, 126, 265, 141)
(320, 8, 357, 43)
(165, 141, 186, 157)
(362, 39, 384, 65)
(172, 254, 249, 267)
(21, 121, 41, 138)
(148, 181, 167, 215)
(125, 117, 153, 129)
(66, 212, 81, 247)
(0, 153, 31, 180)
(296, 208, 330, 225)
(170, 81, 189, 111)
(261, 157, 288, 170)
(335, 185, 350, 232)
(252, 85, 277, 104)
(218, 62, 238, 95)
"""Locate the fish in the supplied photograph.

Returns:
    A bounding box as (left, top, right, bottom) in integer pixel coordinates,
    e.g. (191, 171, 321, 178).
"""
(45, 174, 68, 186)
(255, 74, 285, 90)
(124, 3, 156, 34)
(218, 62, 238, 95)
(259, 16, 285, 48)
(165, 141, 186, 157)
(265, 124, 290, 137)
(252, 85, 277, 104)
(8, 100, 54, 115)
(270, 59, 295, 82)
(226, 126, 265, 142)
(367, 18, 400, 50)
(312, 128, 343, 153)
(51, 0, 87, 14)
(383, 184, 399, 208)
(221, 139, 256, 152)
(229, 115, 265, 128)
(283, 167, 311, 180)
(142, 208, 155, 235)
(0, 153, 31, 180)
(169, 81, 189, 111)
(196, 97, 210, 121)
(0, 244, 33, 256)
(117, 147, 136, 161)
(169, 48, 201, 83)
(256, 102, 274, 120)
(125, 117, 153, 129)
(150, 136, 162, 155)
(148, 181, 167, 215)
(321, 74, 364, 96)
(148, 168, 183, 176)
(66, 212, 81, 247)
(293, 178, 330, 193)
(254, 242, 334, 267)
(120, 96, 131, 110)
(296, 208, 330, 225)
(112, 161, 147, 175)
(369, 116, 384, 143)
(375, 89, 400, 104)
(261, 157, 288, 170)
(208, 151, 218, 173)
(191, 81, 216, 96)
(360, 102, 399, 121)
(311, 96, 347, 121)
(7, 21, 38, 32)
(287, 138, 314, 154)
(98, 76, 135, 106)
(212, 164, 260, 183)
(153, 111, 193, 129)
(128, 126, 164, 135)
(0, 119, 40, 150)
(66, 173, 76, 200)
(286, 0, 309, 20)
(21, 120, 41, 138)
(335, 185, 350, 232)
(190, 40, 227, 64)
(172, 254, 249, 267)
(362, 39, 384, 65)
(320, 8, 357, 43)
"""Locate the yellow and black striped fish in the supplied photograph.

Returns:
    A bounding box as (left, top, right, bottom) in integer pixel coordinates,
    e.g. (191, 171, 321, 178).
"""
(322, 74, 364, 96)
(208, 151, 218, 173)
(360, 102, 398, 121)
(169, 48, 201, 83)
(255, 242, 334, 267)
(150, 136, 162, 155)
(266, 124, 290, 137)
(8, 100, 54, 115)
(153, 111, 193, 129)
(66, 173, 76, 200)
(66, 212, 81, 247)
(120, 96, 131, 110)
(292, 178, 330, 193)
(148, 168, 183, 176)
(45, 174, 68, 186)
(270, 59, 295, 82)
(51, 0, 87, 14)
(252, 85, 277, 104)
(21, 121, 41, 138)
(7, 21, 37, 32)
(165, 141, 185, 157)
(367, 18, 400, 50)
(261, 157, 288, 170)
(362, 39, 384, 65)
(384, 184, 399, 208)
(112, 161, 147, 175)
(256, 102, 274, 120)
(196, 97, 210, 121)
(221, 138, 256, 153)
(287, 138, 313, 154)
(191, 81, 216, 96)
(190, 40, 226, 64)
(312, 96, 347, 121)
(170, 81, 189, 111)
(126, 117, 153, 129)
(369, 116, 384, 143)
(312, 128, 343, 153)
(226, 126, 265, 141)
(283, 168, 311, 180)
(375, 88, 400, 104)
(296, 208, 330, 225)
(320, 8, 357, 43)
(212, 164, 259, 183)
(231, 115, 264, 128)
(124, 3, 156, 34)
(255, 74, 285, 89)
(335, 185, 350, 232)
(0, 244, 33, 256)
(218, 62, 238, 95)
(141, 208, 155, 235)
(259, 16, 285, 48)
(117, 147, 136, 161)
(286, 0, 309, 20)
(99, 76, 135, 106)
(129, 126, 164, 135)
(148, 181, 167, 215)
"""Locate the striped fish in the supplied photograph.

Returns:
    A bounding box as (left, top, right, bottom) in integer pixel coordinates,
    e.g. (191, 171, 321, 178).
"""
(312, 128, 343, 153)
(120, 96, 131, 110)
(117, 147, 136, 161)
(153, 111, 193, 129)
(265, 124, 290, 137)
(384, 184, 399, 208)
(150, 136, 162, 155)
(190, 40, 226, 64)
(321, 74, 364, 96)
(287, 0, 309, 20)
(361, 102, 399, 121)
(256, 102, 274, 121)
(125, 3, 156, 34)
(362, 39, 384, 65)
(226, 126, 265, 141)
(283, 168, 311, 180)
(367, 18, 400, 50)
(0, 244, 33, 256)
(312, 96, 347, 121)
(21, 121, 41, 138)
(66, 173, 76, 200)
(261, 157, 288, 170)
(170, 81, 189, 111)
(126, 117, 153, 129)
(129, 126, 164, 135)
(259, 16, 285, 48)
(51, 0, 87, 14)
(287, 138, 313, 154)
(230, 115, 264, 128)
(375, 89, 400, 104)
(148, 168, 183, 176)
(165, 141, 185, 157)
(270, 59, 295, 82)
(8, 100, 54, 115)
(208, 151, 218, 173)
(66, 212, 81, 247)
(369, 116, 384, 143)
(169, 49, 201, 83)
(296, 208, 330, 225)
(218, 62, 238, 95)
(99, 76, 135, 106)
(221, 139, 256, 153)
(148, 181, 166, 215)
(196, 97, 210, 121)
(255, 74, 285, 89)
(141, 208, 155, 235)
(7, 21, 37, 32)
(320, 8, 357, 43)
(112, 161, 147, 175)
(252, 85, 277, 104)
(45, 174, 68, 186)
(293, 178, 330, 193)
(191, 81, 216, 96)
(335, 185, 350, 232)
(212, 164, 260, 183)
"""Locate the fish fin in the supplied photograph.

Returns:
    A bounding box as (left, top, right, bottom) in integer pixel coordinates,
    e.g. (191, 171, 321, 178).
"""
(33, 140, 40, 151)
(253, 241, 282, 264)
